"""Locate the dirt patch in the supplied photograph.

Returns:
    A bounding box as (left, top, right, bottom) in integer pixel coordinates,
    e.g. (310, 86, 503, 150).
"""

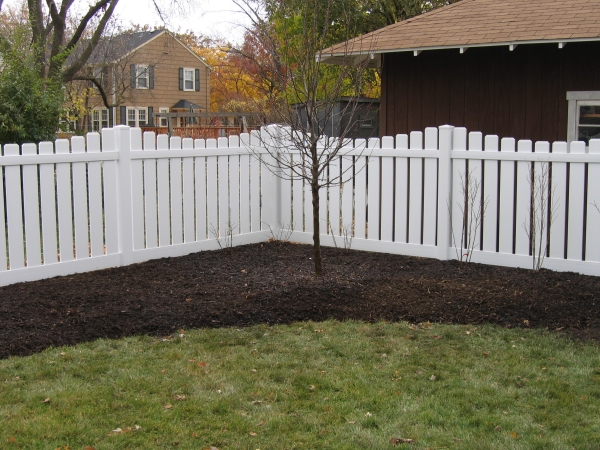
(1, 242, 599, 359)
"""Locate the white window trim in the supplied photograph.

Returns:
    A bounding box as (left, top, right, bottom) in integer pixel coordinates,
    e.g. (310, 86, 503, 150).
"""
(91, 107, 109, 131)
(567, 91, 600, 144)
(159, 107, 169, 127)
(183, 67, 195, 91)
(136, 64, 149, 90)
(126, 107, 148, 127)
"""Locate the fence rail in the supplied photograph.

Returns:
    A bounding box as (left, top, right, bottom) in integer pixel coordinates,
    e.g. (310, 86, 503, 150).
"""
(1, 125, 599, 287)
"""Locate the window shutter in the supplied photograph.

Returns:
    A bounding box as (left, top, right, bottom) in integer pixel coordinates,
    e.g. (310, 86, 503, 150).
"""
(87, 114, 92, 132)
(108, 107, 114, 127)
(102, 67, 109, 89)
(179, 68, 184, 90)
(149, 66, 154, 89)
(130, 64, 136, 88)
(120, 106, 127, 125)
(195, 69, 200, 92)
(148, 106, 154, 126)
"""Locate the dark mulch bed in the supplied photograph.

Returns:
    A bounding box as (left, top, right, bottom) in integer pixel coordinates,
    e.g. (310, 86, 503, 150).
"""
(1, 242, 599, 359)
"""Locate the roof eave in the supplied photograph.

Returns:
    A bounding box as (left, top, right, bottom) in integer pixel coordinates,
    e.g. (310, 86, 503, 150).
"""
(321, 36, 600, 65)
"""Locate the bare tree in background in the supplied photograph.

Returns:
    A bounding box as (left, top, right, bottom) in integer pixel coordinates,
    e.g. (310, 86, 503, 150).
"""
(523, 161, 558, 271)
(0, 0, 198, 83)
(240, 0, 377, 276)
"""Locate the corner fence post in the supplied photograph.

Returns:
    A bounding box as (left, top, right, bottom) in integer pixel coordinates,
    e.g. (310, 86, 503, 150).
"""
(437, 125, 455, 260)
(114, 125, 134, 266)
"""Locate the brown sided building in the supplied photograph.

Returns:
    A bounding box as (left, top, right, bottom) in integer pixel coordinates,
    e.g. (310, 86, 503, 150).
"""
(323, 0, 600, 145)
(77, 29, 211, 132)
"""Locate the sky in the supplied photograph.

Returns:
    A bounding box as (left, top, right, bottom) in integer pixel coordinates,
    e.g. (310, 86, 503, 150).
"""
(2, 0, 251, 44)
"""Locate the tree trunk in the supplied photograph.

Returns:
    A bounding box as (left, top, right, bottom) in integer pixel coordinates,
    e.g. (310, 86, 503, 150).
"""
(311, 181, 323, 276)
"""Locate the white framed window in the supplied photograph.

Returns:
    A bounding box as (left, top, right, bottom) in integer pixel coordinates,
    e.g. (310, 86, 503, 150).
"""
(567, 91, 600, 145)
(136, 64, 149, 89)
(91, 108, 109, 131)
(183, 68, 195, 91)
(127, 107, 147, 127)
(159, 107, 169, 127)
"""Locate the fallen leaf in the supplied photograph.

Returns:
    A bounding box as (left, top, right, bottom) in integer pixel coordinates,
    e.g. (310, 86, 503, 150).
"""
(365, 412, 372, 417)
(430, 375, 437, 381)
(348, 421, 356, 424)
(494, 426, 502, 432)
(13, 377, 19, 380)
(483, 352, 490, 357)
(251, 369, 257, 373)
(42, 398, 50, 403)
(161, 369, 167, 373)
(164, 403, 173, 410)
(509, 432, 518, 439)
(198, 361, 207, 367)
(185, 298, 193, 302)
(84, 447, 96, 450)
(8, 436, 15, 443)
(390, 437, 415, 445)
(523, 319, 530, 326)
(249, 432, 257, 436)
(175, 395, 186, 401)
(202, 447, 219, 450)
(308, 385, 315, 390)
(173, 442, 179, 446)
(466, 331, 471, 335)
(241, 269, 247, 273)
(432, 335, 441, 340)
(257, 421, 266, 426)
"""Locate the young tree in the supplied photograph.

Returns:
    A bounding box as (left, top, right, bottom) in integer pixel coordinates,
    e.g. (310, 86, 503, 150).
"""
(238, 0, 376, 276)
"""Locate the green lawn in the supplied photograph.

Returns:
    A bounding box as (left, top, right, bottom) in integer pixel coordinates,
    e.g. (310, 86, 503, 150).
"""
(1, 320, 599, 449)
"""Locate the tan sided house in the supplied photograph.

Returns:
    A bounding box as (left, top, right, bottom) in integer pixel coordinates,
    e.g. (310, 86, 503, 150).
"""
(80, 29, 211, 132)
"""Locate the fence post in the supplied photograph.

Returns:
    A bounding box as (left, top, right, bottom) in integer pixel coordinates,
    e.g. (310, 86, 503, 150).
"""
(114, 126, 134, 266)
(437, 125, 455, 260)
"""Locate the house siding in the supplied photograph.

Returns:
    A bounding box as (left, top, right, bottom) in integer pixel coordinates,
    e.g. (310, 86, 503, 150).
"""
(380, 41, 600, 142)
(85, 31, 210, 126)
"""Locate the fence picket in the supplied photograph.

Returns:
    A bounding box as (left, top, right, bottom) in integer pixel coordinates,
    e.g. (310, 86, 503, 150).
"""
(0, 155, 5, 271)
(451, 129, 467, 253)
(367, 153, 380, 240)
(281, 161, 292, 230)
(586, 140, 600, 262)
(4, 144, 24, 269)
(354, 139, 367, 239)
(239, 135, 251, 235)
(170, 137, 184, 245)
(514, 140, 533, 256)
(341, 155, 353, 238)
(423, 128, 438, 246)
(206, 141, 218, 238)
(394, 135, 409, 243)
(230, 152, 240, 236)
(567, 141, 586, 260)
(467, 132, 483, 252)
(498, 138, 516, 254)
(101, 129, 119, 255)
(182, 138, 195, 243)
(55, 139, 74, 262)
(130, 129, 145, 251)
(329, 156, 341, 237)
(87, 133, 104, 257)
(380, 136, 394, 242)
(194, 138, 207, 241)
(482, 135, 499, 252)
(292, 156, 303, 234)
(550, 142, 568, 259)
(38, 142, 58, 265)
(143, 132, 158, 249)
(22, 143, 42, 267)
(408, 132, 423, 244)
(71, 137, 89, 259)
(156, 134, 171, 246)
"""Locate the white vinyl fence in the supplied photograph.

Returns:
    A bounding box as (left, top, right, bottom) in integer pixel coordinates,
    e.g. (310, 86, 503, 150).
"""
(1, 125, 599, 287)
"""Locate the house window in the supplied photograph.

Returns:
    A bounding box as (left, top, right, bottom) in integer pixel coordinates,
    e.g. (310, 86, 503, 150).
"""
(159, 107, 169, 127)
(92, 108, 109, 131)
(126, 107, 147, 127)
(136, 65, 149, 89)
(184, 68, 194, 91)
(567, 91, 600, 145)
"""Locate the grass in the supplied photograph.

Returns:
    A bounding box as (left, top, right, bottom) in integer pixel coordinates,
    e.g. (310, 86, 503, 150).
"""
(1, 321, 599, 449)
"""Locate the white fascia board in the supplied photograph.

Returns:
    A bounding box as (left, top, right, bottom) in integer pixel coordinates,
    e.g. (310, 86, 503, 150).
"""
(321, 37, 600, 62)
